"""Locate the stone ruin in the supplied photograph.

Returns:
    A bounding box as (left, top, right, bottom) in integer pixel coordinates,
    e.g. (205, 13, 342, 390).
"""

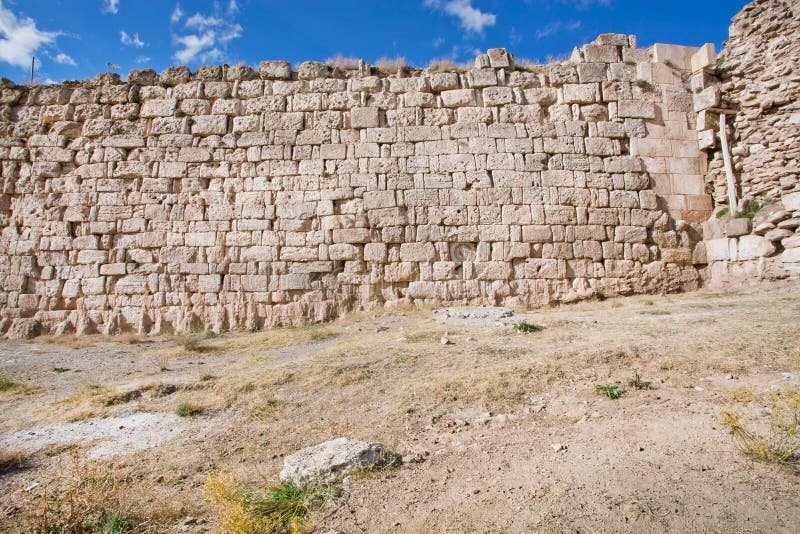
(0, 0, 797, 338)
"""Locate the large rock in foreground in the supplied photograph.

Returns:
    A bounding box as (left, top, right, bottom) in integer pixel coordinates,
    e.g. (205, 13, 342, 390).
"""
(280, 437, 385, 484)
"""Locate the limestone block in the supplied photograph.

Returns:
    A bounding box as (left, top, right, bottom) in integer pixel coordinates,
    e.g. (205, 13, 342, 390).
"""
(692, 86, 720, 112)
(198, 274, 222, 293)
(690, 43, 716, 72)
(614, 226, 648, 243)
(467, 69, 498, 88)
(782, 248, 800, 264)
(782, 192, 800, 211)
(364, 242, 387, 262)
(441, 89, 478, 107)
(140, 98, 177, 118)
(259, 60, 292, 80)
(562, 84, 596, 104)
(487, 48, 510, 68)
(725, 218, 751, 237)
(191, 115, 228, 136)
(351, 107, 380, 129)
(333, 228, 371, 243)
(617, 100, 656, 119)
(329, 244, 362, 261)
(583, 44, 620, 63)
(738, 235, 777, 260)
(400, 242, 436, 261)
(297, 61, 331, 80)
(522, 225, 553, 242)
(482, 87, 514, 106)
(578, 63, 607, 83)
(549, 64, 578, 86)
(429, 72, 459, 92)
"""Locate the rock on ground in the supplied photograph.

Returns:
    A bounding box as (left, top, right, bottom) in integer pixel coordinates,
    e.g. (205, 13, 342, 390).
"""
(280, 437, 385, 484)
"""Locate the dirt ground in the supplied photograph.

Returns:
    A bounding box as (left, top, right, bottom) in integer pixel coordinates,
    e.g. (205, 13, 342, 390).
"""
(1, 281, 799, 533)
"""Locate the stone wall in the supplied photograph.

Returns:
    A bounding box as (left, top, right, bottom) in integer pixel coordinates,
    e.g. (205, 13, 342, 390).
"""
(0, 34, 713, 337)
(697, 0, 800, 282)
(704, 0, 800, 204)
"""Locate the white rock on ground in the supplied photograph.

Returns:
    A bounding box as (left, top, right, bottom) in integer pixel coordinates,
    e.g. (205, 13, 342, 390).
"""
(280, 437, 385, 484)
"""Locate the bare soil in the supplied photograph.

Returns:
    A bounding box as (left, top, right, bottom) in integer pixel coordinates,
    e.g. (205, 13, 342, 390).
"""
(1, 281, 799, 533)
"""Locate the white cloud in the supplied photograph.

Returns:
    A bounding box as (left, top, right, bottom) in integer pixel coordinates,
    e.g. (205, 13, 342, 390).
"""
(170, 3, 184, 24)
(424, 0, 496, 33)
(0, 1, 59, 68)
(535, 19, 581, 39)
(53, 52, 76, 66)
(120, 30, 144, 47)
(173, 9, 241, 63)
(103, 0, 119, 14)
(228, 0, 238, 14)
(135, 55, 151, 64)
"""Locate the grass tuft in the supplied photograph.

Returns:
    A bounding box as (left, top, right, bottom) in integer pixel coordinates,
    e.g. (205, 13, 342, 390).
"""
(175, 402, 200, 417)
(629, 373, 654, 390)
(206, 473, 336, 534)
(516, 320, 542, 334)
(720, 392, 800, 464)
(0, 368, 19, 392)
(596, 383, 626, 399)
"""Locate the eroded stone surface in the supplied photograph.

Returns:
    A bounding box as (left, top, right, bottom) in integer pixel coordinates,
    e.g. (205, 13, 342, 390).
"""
(280, 437, 385, 484)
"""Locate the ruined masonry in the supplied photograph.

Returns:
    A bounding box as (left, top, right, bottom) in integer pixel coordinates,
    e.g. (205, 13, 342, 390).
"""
(0, 0, 797, 337)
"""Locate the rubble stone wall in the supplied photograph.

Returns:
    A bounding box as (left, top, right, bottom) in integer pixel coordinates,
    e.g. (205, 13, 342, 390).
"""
(698, 0, 800, 282)
(0, 35, 712, 337)
(705, 0, 800, 205)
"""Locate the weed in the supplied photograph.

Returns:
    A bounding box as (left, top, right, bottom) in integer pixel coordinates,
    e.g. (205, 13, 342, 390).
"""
(610, 300, 624, 308)
(427, 58, 461, 72)
(632, 78, 652, 89)
(20, 455, 139, 533)
(176, 403, 200, 417)
(0, 369, 18, 392)
(44, 446, 73, 457)
(204, 329, 217, 339)
(643, 299, 654, 306)
(734, 200, 760, 219)
(206, 473, 336, 533)
(248, 325, 260, 333)
(716, 207, 730, 218)
(53, 367, 71, 373)
(325, 55, 360, 71)
(0, 450, 26, 474)
(596, 383, 626, 399)
(374, 56, 405, 74)
(640, 310, 671, 316)
(720, 392, 800, 464)
(629, 373, 654, 390)
(516, 321, 542, 334)
(200, 373, 217, 382)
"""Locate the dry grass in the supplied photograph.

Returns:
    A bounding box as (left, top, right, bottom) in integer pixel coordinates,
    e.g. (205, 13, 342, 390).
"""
(18, 452, 180, 533)
(325, 55, 360, 71)
(0, 450, 27, 474)
(721, 391, 800, 463)
(205, 472, 336, 534)
(374, 56, 405, 74)
(34, 333, 144, 349)
(2, 283, 799, 531)
(427, 58, 464, 72)
(0, 367, 18, 392)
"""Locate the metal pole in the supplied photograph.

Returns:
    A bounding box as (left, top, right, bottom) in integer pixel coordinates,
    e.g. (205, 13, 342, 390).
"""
(30, 57, 35, 84)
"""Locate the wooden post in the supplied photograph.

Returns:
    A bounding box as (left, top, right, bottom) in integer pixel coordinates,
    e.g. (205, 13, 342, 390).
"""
(718, 112, 738, 214)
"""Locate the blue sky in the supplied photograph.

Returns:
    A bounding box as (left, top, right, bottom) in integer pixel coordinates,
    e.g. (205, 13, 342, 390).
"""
(1, 0, 748, 84)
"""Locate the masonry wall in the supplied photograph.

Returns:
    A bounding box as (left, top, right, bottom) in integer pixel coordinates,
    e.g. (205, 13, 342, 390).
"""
(705, 0, 800, 204)
(0, 34, 712, 338)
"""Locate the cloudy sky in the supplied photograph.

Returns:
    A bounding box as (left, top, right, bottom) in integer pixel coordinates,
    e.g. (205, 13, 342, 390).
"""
(0, 0, 747, 84)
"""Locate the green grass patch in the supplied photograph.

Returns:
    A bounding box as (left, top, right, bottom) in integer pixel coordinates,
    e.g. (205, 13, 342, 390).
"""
(596, 384, 626, 399)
